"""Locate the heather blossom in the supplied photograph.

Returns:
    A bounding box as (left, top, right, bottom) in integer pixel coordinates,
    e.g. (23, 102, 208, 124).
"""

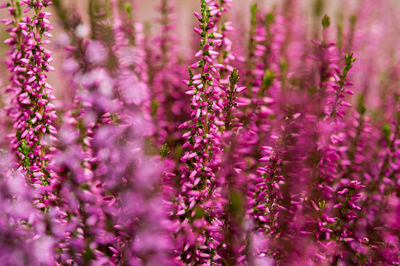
(0, 0, 399, 265)
(2, 0, 57, 207)
(174, 0, 236, 263)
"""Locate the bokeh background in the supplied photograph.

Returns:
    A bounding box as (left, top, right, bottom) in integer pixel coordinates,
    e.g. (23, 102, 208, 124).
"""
(0, 0, 399, 103)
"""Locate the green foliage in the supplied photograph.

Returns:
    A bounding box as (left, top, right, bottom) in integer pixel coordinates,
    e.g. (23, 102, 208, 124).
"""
(266, 12, 275, 25)
(159, 143, 170, 158)
(229, 68, 239, 86)
(229, 190, 244, 219)
(151, 100, 159, 117)
(383, 123, 391, 142)
(344, 53, 356, 73)
(313, 0, 324, 16)
(337, 23, 343, 49)
(17, 140, 31, 168)
(318, 200, 326, 209)
(263, 70, 276, 89)
(357, 94, 367, 115)
(350, 14, 358, 26)
(337, 52, 356, 88)
(194, 207, 205, 219)
(188, 67, 194, 78)
(124, 3, 132, 13)
(83, 248, 96, 263)
(280, 60, 287, 73)
(322, 14, 331, 28)
(251, 3, 258, 26)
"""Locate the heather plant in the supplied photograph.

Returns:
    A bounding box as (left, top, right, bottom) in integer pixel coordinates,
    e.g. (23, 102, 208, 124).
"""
(2, 0, 57, 207)
(0, 0, 399, 265)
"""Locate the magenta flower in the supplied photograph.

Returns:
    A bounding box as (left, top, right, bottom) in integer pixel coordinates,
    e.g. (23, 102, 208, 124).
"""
(3, 0, 57, 207)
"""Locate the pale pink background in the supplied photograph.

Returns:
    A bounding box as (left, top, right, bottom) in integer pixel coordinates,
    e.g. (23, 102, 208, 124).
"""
(0, 0, 382, 95)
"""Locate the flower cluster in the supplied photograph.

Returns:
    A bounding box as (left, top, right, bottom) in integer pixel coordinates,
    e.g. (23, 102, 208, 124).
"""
(174, 0, 232, 263)
(0, 0, 399, 265)
(2, 0, 57, 207)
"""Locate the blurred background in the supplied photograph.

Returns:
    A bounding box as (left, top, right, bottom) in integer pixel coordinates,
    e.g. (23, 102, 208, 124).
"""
(1, 0, 400, 104)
